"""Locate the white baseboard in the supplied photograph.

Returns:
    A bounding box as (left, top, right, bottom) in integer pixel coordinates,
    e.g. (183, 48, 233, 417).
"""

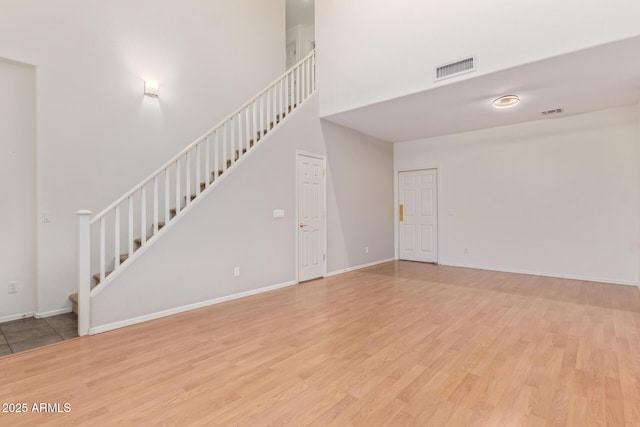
(35, 308, 73, 319)
(326, 258, 395, 277)
(89, 280, 298, 335)
(0, 312, 34, 323)
(440, 261, 639, 287)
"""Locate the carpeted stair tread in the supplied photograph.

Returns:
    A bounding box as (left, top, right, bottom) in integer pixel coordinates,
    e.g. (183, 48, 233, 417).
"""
(93, 270, 113, 284)
(211, 169, 225, 178)
(69, 293, 78, 315)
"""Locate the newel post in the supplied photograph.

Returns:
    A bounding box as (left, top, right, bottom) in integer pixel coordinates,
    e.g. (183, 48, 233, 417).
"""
(77, 210, 92, 336)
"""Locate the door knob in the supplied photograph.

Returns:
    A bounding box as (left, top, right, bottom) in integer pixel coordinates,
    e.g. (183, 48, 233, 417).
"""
(299, 223, 307, 228)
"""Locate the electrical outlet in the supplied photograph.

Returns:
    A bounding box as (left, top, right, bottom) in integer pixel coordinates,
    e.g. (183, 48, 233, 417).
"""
(8, 281, 18, 294)
(41, 210, 51, 223)
(234, 267, 240, 277)
(365, 246, 369, 253)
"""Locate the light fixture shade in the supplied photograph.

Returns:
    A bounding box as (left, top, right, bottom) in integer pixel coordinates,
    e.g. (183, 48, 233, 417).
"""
(144, 81, 159, 98)
(492, 94, 520, 108)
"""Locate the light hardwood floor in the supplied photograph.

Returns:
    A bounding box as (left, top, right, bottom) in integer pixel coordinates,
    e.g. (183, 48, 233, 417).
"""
(1, 261, 639, 426)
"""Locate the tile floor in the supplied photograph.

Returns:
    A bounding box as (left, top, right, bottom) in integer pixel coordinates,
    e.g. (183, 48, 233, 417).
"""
(0, 313, 78, 356)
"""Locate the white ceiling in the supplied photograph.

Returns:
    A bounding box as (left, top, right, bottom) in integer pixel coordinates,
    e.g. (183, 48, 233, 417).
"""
(322, 36, 640, 143)
(286, 0, 314, 29)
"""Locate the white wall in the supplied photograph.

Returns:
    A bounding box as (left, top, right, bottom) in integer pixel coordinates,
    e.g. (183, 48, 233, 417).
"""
(395, 105, 640, 285)
(316, 0, 640, 116)
(637, 102, 640, 282)
(0, 0, 285, 316)
(0, 59, 36, 321)
(91, 94, 394, 331)
(323, 121, 394, 273)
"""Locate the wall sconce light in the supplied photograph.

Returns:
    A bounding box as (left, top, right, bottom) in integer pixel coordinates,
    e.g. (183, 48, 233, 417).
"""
(144, 81, 159, 98)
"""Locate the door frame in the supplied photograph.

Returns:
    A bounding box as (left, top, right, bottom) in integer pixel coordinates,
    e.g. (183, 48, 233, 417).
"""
(394, 168, 440, 263)
(295, 150, 327, 283)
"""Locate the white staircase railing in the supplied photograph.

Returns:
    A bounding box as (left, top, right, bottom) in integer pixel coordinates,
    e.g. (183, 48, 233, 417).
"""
(76, 50, 316, 335)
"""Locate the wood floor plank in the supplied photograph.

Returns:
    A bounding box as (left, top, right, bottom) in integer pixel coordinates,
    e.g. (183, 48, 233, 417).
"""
(1, 261, 639, 426)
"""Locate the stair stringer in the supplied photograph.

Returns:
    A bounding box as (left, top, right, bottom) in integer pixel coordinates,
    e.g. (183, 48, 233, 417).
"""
(89, 93, 325, 333)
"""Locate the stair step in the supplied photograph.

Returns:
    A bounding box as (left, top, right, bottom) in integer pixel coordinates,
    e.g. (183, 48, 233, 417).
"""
(184, 180, 217, 202)
(93, 270, 113, 285)
(235, 148, 247, 159)
(132, 221, 165, 247)
(69, 293, 78, 315)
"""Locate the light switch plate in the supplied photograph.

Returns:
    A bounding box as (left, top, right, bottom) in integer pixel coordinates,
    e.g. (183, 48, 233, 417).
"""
(273, 209, 285, 218)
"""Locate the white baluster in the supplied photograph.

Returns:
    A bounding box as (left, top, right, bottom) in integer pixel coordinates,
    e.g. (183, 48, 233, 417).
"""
(302, 60, 307, 100)
(185, 151, 191, 207)
(214, 131, 219, 180)
(99, 217, 106, 283)
(244, 105, 251, 153)
(223, 124, 228, 172)
(114, 206, 120, 268)
(285, 73, 289, 117)
(252, 101, 257, 143)
(230, 117, 235, 166)
(307, 58, 311, 97)
(237, 112, 243, 160)
(278, 79, 284, 120)
(164, 168, 170, 223)
(292, 70, 296, 108)
(267, 88, 271, 134)
(295, 68, 299, 108)
(259, 96, 264, 140)
(175, 159, 181, 215)
(153, 176, 159, 235)
(141, 186, 147, 244)
(76, 210, 92, 336)
(276, 80, 283, 122)
(297, 65, 301, 106)
(311, 53, 315, 92)
(128, 196, 133, 257)
(272, 84, 277, 126)
(196, 143, 201, 196)
(205, 136, 210, 189)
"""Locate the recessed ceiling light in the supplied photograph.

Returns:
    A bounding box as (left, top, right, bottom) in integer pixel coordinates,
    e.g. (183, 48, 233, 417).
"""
(492, 94, 520, 109)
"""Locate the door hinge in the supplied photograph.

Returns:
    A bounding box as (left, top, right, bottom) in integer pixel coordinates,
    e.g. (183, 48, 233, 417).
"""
(323, 254, 326, 261)
(399, 204, 404, 222)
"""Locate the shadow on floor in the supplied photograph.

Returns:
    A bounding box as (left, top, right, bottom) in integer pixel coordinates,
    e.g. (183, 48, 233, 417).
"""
(0, 313, 78, 356)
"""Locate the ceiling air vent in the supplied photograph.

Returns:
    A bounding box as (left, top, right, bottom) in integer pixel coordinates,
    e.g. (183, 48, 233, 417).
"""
(436, 57, 475, 81)
(541, 108, 564, 116)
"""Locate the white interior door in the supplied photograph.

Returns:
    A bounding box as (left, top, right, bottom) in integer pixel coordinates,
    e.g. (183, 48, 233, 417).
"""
(297, 153, 326, 281)
(399, 169, 438, 263)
